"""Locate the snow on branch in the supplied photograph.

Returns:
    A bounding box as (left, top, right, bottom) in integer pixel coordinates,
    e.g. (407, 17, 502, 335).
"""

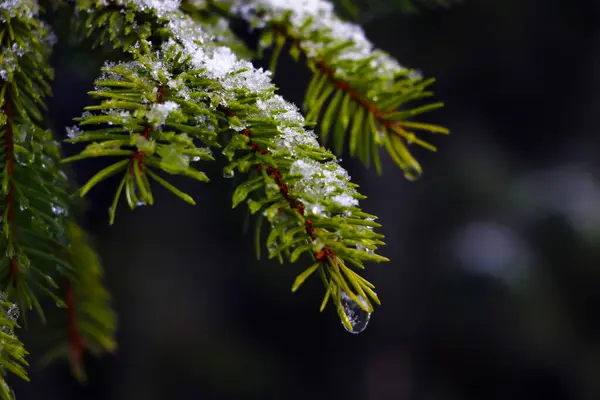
(219, 0, 449, 178)
(67, 2, 388, 330)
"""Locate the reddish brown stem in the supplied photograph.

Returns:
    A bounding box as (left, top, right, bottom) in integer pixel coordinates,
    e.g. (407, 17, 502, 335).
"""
(239, 127, 335, 264)
(65, 282, 85, 363)
(3, 85, 18, 287)
(130, 84, 166, 174)
(270, 23, 406, 134)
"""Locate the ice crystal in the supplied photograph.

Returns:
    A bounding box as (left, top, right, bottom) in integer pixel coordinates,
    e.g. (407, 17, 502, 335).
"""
(1, 43, 28, 82)
(289, 159, 359, 210)
(65, 125, 82, 139)
(167, 15, 273, 97)
(147, 101, 179, 126)
(0, 0, 39, 20)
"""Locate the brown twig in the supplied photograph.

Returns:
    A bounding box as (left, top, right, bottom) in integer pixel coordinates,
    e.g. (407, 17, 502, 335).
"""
(269, 23, 408, 137)
(3, 85, 19, 287)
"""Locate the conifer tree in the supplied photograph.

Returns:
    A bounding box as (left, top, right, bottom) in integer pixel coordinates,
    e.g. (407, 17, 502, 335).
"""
(0, 0, 448, 396)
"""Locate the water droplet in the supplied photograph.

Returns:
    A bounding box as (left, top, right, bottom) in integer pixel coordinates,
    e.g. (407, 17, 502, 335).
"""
(355, 243, 374, 254)
(51, 204, 66, 215)
(130, 179, 146, 207)
(403, 162, 422, 181)
(340, 291, 371, 334)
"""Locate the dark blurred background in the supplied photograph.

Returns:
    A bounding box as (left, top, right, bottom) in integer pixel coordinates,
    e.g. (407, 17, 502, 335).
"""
(12, 0, 600, 398)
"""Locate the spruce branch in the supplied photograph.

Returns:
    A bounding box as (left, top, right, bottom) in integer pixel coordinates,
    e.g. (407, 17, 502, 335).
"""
(0, 0, 454, 396)
(1, 0, 116, 381)
(63, 1, 219, 221)
(1, 0, 72, 321)
(218, 0, 449, 179)
(0, 294, 28, 400)
(65, 2, 388, 329)
(220, 107, 386, 330)
(62, 59, 215, 221)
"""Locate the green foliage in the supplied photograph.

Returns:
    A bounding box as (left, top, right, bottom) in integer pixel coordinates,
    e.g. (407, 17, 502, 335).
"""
(1, 0, 115, 394)
(1, 0, 72, 320)
(233, 1, 450, 179)
(218, 71, 389, 323)
(0, 295, 28, 400)
(65, 2, 387, 329)
(0, 0, 451, 396)
(62, 64, 215, 222)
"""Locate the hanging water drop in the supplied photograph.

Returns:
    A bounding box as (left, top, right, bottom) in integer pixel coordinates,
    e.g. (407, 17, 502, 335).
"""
(340, 291, 371, 334)
(128, 177, 146, 207)
(133, 182, 146, 206)
(402, 161, 422, 182)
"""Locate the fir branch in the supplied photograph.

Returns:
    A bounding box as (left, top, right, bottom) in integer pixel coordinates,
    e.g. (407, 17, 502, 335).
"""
(222, 0, 449, 179)
(216, 94, 387, 329)
(66, 2, 388, 328)
(162, 8, 389, 327)
(2, 0, 116, 382)
(2, 87, 17, 288)
(62, 57, 215, 221)
(63, 2, 220, 221)
(0, 0, 454, 396)
(1, 0, 71, 320)
(0, 294, 28, 400)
